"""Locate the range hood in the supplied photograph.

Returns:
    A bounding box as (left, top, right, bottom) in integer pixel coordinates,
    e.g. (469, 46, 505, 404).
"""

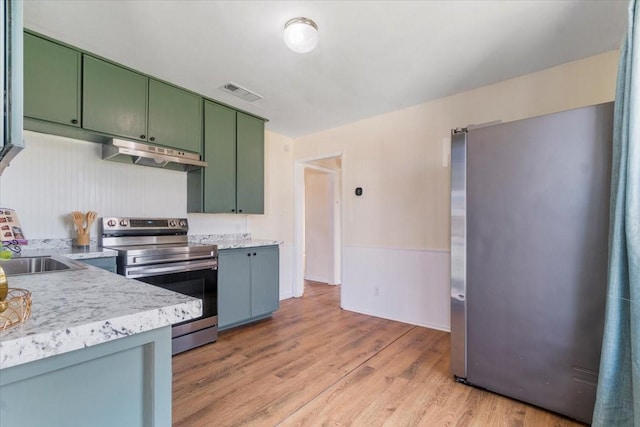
(102, 139, 207, 172)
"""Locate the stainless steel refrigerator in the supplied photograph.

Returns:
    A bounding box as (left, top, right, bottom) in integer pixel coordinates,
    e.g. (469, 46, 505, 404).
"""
(450, 102, 613, 424)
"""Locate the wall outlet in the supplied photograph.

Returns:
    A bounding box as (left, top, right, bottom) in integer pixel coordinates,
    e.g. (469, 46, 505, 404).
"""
(373, 286, 380, 296)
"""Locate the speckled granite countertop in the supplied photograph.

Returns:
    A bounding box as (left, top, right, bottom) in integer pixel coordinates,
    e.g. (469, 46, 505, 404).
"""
(0, 264, 202, 370)
(21, 235, 281, 253)
(16, 246, 118, 260)
(189, 234, 282, 249)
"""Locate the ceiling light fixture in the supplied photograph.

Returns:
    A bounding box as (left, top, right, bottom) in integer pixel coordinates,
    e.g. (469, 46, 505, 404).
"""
(283, 17, 319, 53)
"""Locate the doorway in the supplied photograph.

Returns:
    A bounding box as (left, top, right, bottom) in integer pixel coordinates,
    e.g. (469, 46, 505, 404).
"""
(293, 153, 343, 298)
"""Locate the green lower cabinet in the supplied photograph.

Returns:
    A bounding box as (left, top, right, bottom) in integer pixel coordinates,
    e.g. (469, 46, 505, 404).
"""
(218, 249, 252, 328)
(0, 327, 172, 427)
(218, 245, 279, 330)
(24, 32, 81, 127)
(250, 246, 280, 318)
(80, 257, 117, 273)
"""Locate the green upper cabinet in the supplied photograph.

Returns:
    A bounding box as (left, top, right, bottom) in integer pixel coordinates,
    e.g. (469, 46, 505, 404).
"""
(23, 31, 266, 172)
(148, 79, 202, 153)
(188, 101, 265, 214)
(83, 56, 202, 153)
(236, 113, 265, 215)
(24, 33, 81, 127)
(202, 101, 237, 213)
(83, 55, 148, 141)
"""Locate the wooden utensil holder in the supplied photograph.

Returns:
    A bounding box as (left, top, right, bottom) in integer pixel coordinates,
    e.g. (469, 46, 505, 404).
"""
(76, 233, 90, 247)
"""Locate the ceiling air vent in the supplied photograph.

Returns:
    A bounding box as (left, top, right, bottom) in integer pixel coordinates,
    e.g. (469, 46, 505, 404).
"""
(220, 82, 263, 103)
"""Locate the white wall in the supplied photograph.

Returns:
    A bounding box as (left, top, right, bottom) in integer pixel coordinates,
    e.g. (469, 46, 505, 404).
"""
(0, 131, 190, 238)
(304, 168, 333, 283)
(248, 131, 295, 299)
(292, 50, 619, 331)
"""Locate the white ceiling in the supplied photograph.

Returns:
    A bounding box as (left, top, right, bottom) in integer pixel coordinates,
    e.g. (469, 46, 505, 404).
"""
(23, 0, 628, 138)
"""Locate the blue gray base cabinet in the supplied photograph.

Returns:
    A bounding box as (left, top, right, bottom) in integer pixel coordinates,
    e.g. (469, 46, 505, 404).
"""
(0, 327, 172, 427)
(80, 256, 117, 273)
(218, 245, 279, 330)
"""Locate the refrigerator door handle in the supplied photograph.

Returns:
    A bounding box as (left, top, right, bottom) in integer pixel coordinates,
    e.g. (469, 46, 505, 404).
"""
(450, 128, 468, 380)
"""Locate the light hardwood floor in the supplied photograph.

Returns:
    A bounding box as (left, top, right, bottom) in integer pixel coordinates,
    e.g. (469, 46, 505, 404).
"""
(173, 282, 583, 426)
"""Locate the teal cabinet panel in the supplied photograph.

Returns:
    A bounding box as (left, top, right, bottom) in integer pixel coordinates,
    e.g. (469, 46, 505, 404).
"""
(82, 55, 148, 141)
(251, 246, 280, 317)
(24, 33, 81, 127)
(148, 79, 202, 153)
(218, 249, 252, 329)
(201, 101, 237, 213)
(81, 257, 116, 273)
(236, 113, 265, 214)
(218, 246, 279, 331)
(0, 327, 172, 427)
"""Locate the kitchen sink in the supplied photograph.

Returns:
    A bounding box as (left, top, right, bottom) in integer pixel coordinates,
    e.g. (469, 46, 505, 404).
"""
(0, 256, 87, 276)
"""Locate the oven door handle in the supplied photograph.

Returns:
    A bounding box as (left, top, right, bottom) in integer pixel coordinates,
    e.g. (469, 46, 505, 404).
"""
(125, 259, 217, 279)
(131, 249, 216, 265)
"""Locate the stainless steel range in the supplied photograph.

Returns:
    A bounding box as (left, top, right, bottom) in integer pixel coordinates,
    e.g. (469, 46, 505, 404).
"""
(99, 217, 217, 355)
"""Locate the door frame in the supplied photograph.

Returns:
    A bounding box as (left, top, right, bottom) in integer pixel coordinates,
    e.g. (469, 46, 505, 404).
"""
(293, 152, 343, 298)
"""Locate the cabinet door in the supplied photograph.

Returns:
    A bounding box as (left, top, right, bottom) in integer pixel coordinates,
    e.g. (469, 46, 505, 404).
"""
(148, 79, 202, 153)
(236, 113, 265, 214)
(203, 101, 237, 213)
(251, 246, 280, 318)
(218, 249, 252, 329)
(24, 33, 81, 127)
(83, 56, 148, 141)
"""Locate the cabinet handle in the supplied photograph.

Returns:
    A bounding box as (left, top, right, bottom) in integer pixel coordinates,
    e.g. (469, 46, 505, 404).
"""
(253, 252, 257, 256)
(150, 137, 155, 142)
(71, 119, 78, 124)
(247, 253, 251, 257)
(140, 135, 146, 139)
(238, 209, 243, 213)
(231, 209, 235, 212)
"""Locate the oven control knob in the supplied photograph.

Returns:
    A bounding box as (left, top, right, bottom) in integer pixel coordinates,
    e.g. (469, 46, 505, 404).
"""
(179, 219, 187, 227)
(169, 220, 177, 227)
(119, 219, 128, 227)
(107, 219, 116, 227)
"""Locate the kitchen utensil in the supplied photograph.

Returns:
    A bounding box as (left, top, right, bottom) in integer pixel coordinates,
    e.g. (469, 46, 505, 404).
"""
(85, 211, 97, 232)
(72, 211, 85, 234)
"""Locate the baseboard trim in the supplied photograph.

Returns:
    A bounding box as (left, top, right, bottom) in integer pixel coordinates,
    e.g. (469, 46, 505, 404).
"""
(341, 303, 450, 333)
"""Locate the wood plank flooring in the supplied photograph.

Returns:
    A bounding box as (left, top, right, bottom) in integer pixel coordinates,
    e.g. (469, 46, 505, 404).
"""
(173, 282, 583, 426)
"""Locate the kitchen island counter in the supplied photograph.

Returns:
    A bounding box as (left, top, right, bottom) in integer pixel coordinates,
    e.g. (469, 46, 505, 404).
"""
(0, 264, 200, 426)
(0, 263, 201, 369)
